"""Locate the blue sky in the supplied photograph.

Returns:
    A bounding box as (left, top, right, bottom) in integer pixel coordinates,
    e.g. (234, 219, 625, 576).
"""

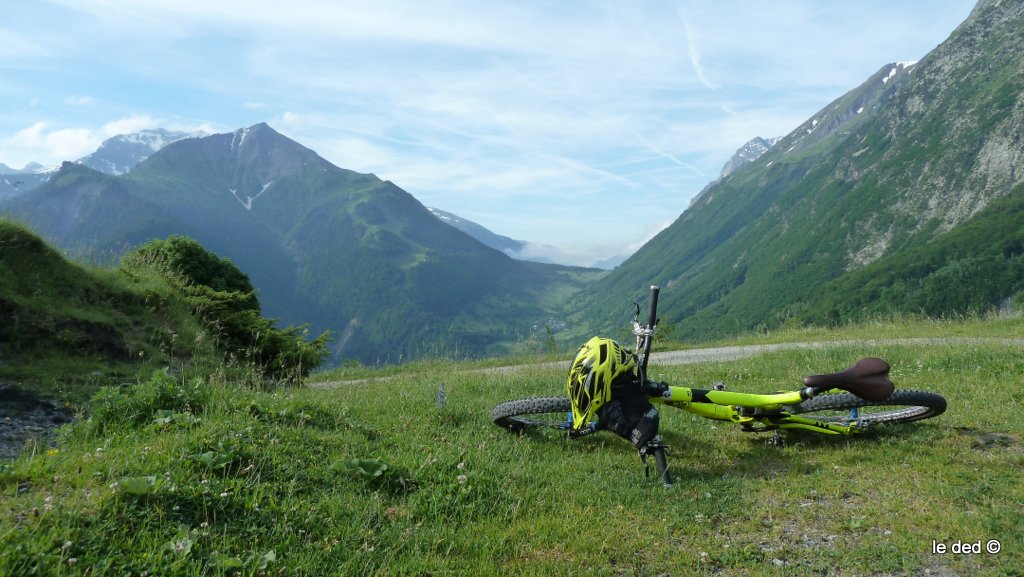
(2, 1, 976, 266)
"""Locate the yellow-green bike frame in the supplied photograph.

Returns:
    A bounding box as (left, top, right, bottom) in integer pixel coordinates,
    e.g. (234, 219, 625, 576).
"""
(655, 386, 860, 435)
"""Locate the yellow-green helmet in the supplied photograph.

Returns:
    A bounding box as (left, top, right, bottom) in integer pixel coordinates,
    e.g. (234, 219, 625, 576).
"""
(566, 336, 637, 429)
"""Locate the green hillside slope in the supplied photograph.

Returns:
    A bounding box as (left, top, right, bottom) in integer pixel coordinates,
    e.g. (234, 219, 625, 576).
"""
(1, 125, 601, 364)
(0, 218, 203, 401)
(806, 183, 1024, 322)
(0, 219, 327, 402)
(583, 0, 1024, 340)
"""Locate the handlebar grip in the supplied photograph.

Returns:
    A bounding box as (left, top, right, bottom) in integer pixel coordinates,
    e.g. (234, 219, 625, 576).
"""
(646, 285, 660, 327)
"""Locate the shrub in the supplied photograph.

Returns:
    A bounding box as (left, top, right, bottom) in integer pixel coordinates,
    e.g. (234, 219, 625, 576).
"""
(120, 236, 331, 381)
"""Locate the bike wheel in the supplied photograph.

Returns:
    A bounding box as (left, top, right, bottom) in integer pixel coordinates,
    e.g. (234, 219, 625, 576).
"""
(491, 397, 572, 432)
(790, 389, 946, 425)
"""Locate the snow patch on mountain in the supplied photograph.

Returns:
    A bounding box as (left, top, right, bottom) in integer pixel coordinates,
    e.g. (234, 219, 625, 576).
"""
(718, 136, 782, 179)
(883, 61, 918, 84)
(229, 180, 276, 211)
(231, 127, 251, 151)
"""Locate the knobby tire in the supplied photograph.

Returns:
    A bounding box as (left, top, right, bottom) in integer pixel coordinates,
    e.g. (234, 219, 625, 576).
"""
(791, 389, 946, 425)
(491, 397, 572, 432)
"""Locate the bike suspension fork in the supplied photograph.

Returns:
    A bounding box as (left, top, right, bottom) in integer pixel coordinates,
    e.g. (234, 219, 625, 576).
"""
(640, 435, 673, 487)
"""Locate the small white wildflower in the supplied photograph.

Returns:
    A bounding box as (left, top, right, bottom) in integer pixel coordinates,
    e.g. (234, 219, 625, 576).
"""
(457, 462, 465, 470)
(457, 474, 468, 484)
(67, 558, 77, 565)
(62, 541, 73, 550)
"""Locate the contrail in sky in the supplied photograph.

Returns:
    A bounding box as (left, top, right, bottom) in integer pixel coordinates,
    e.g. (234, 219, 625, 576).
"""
(634, 132, 706, 178)
(678, 8, 718, 91)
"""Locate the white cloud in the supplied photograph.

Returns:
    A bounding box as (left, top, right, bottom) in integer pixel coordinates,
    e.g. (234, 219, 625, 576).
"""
(102, 114, 160, 137)
(166, 121, 218, 135)
(504, 214, 676, 268)
(505, 242, 617, 269)
(0, 114, 210, 168)
(4, 122, 101, 166)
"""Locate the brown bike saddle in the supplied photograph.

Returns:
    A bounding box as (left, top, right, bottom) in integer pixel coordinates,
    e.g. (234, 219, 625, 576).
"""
(803, 357, 895, 401)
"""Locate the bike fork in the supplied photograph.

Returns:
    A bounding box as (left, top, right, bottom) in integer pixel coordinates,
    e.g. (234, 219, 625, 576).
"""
(640, 436, 673, 487)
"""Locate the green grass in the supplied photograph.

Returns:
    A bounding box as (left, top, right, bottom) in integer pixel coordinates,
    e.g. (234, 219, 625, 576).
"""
(1, 218, 212, 403)
(2, 330, 1022, 575)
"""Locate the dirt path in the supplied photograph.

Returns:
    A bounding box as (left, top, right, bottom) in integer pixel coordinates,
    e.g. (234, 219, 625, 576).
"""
(309, 336, 1024, 389)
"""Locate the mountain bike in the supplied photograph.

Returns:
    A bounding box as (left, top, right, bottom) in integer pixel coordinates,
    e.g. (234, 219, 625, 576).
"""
(491, 286, 947, 486)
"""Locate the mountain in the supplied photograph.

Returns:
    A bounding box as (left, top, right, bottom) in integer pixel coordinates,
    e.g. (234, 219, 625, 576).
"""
(1, 123, 599, 363)
(0, 166, 54, 203)
(593, 254, 628, 270)
(689, 136, 781, 209)
(76, 128, 200, 176)
(582, 0, 1024, 339)
(429, 206, 632, 270)
(718, 136, 781, 180)
(428, 207, 526, 254)
(0, 129, 197, 201)
(0, 162, 47, 173)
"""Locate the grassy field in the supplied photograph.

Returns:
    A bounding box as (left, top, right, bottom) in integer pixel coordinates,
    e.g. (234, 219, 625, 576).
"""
(2, 320, 1022, 576)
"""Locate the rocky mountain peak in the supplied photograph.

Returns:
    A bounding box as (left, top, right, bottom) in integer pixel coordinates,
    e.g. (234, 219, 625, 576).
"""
(78, 128, 200, 176)
(719, 136, 781, 179)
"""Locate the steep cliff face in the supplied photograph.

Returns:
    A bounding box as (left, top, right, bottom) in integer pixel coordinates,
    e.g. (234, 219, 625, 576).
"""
(850, 0, 1024, 239)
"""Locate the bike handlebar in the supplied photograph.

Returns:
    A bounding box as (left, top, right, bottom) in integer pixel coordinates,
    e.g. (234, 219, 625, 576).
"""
(646, 285, 660, 328)
(637, 285, 660, 383)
